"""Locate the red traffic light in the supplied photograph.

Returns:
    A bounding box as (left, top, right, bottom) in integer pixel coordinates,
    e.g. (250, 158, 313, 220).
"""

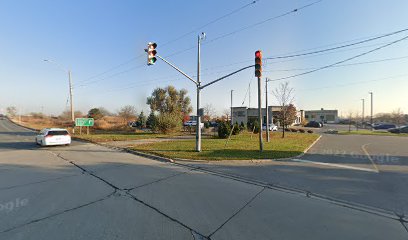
(255, 50, 262, 58)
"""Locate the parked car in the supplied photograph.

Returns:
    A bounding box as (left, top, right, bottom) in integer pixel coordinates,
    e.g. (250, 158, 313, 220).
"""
(36, 128, 71, 146)
(305, 121, 322, 128)
(262, 124, 278, 131)
(388, 126, 408, 134)
(373, 123, 396, 130)
(183, 121, 204, 128)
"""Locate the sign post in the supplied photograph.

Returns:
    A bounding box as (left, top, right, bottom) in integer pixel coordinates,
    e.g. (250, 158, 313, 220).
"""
(75, 118, 94, 135)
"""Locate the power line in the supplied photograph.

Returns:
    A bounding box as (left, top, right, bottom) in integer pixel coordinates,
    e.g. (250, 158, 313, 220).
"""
(263, 55, 408, 72)
(161, 0, 260, 47)
(165, 0, 322, 58)
(265, 27, 408, 60)
(267, 34, 408, 82)
(299, 73, 408, 91)
(75, 1, 260, 86)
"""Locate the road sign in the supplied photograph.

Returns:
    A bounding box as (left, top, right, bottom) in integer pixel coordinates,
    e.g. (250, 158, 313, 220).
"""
(75, 118, 94, 127)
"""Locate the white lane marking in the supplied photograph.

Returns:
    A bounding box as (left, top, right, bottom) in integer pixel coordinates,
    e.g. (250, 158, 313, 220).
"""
(361, 143, 380, 173)
(291, 158, 379, 173)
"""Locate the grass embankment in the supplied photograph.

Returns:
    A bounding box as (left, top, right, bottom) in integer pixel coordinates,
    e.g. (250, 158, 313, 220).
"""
(338, 130, 408, 137)
(75, 132, 166, 142)
(131, 132, 319, 160)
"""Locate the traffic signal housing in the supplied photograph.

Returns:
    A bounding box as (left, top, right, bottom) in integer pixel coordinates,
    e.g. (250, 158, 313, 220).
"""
(255, 50, 262, 78)
(147, 42, 157, 65)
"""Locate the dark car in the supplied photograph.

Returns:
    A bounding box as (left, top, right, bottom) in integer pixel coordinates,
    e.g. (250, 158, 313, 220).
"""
(373, 124, 396, 130)
(305, 121, 322, 128)
(388, 126, 408, 134)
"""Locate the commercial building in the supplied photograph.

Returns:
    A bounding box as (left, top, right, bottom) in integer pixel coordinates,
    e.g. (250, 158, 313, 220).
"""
(231, 106, 303, 127)
(304, 108, 339, 123)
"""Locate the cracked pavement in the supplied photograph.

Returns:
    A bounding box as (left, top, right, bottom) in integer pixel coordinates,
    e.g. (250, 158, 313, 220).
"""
(1, 118, 407, 239)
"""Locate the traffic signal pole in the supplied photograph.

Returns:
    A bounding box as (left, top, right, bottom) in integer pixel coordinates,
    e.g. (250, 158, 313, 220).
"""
(258, 77, 263, 151)
(196, 34, 202, 152)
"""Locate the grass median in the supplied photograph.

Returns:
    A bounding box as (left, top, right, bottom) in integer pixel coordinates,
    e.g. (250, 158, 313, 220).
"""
(130, 132, 319, 160)
(74, 132, 166, 142)
(338, 130, 408, 137)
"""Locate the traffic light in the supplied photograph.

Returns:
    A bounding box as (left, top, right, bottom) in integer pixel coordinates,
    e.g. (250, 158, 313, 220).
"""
(255, 50, 262, 78)
(147, 42, 157, 65)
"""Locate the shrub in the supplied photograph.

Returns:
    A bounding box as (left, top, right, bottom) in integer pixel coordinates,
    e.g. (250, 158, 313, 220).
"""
(156, 112, 182, 134)
(218, 121, 231, 138)
(290, 128, 298, 132)
(232, 122, 240, 135)
(253, 120, 260, 134)
(239, 121, 245, 131)
(298, 129, 305, 133)
(307, 130, 313, 133)
(204, 121, 210, 129)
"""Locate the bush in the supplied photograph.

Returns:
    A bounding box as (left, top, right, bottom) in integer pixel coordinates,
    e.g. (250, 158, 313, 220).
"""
(290, 128, 298, 132)
(307, 130, 313, 133)
(156, 112, 182, 134)
(204, 121, 210, 129)
(232, 122, 240, 135)
(298, 129, 305, 133)
(253, 120, 260, 134)
(218, 121, 231, 138)
(239, 121, 245, 131)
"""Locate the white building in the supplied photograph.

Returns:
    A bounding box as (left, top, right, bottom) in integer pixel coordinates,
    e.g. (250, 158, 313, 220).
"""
(231, 106, 303, 127)
(304, 108, 339, 123)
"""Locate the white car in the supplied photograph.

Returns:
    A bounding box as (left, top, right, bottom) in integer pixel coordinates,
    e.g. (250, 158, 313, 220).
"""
(35, 128, 71, 146)
(262, 124, 278, 131)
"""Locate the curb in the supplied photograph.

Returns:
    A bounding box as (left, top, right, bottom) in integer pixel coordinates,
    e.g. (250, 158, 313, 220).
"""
(292, 134, 322, 159)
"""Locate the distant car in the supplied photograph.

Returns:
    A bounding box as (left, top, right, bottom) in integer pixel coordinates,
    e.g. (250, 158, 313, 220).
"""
(36, 128, 71, 146)
(305, 121, 322, 128)
(388, 126, 408, 134)
(262, 124, 278, 131)
(183, 121, 204, 128)
(373, 124, 396, 130)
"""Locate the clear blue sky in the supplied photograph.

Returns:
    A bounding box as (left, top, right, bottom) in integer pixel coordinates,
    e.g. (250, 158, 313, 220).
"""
(1, 0, 407, 117)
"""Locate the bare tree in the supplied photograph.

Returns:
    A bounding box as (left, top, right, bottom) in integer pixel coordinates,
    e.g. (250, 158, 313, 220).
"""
(117, 105, 137, 124)
(272, 82, 294, 138)
(203, 103, 216, 122)
(6, 106, 17, 117)
(392, 108, 404, 127)
(222, 109, 230, 123)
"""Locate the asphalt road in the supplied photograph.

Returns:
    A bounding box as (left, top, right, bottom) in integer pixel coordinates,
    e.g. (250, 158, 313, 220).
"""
(184, 124, 408, 216)
(0, 118, 407, 239)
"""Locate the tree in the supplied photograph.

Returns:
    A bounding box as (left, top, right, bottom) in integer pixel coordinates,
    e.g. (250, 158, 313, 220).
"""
(136, 111, 147, 128)
(146, 112, 157, 130)
(276, 104, 297, 132)
(88, 108, 104, 120)
(6, 106, 17, 117)
(203, 103, 216, 122)
(99, 107, 112, 116)
(59, 110, 83, 120)
(117, 105, 137, 123)
(146, 86, 192, 134)
(391, 108, 404, 127)
(273, 81, 294, 138)
(146, 85, 192, 115)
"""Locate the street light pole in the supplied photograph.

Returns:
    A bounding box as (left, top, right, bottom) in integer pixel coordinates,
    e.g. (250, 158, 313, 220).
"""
(230, 90, 234, 126)
(369, 92, 373, 130)
(265, 78, 270, 142)
(361, 98, 365, 127)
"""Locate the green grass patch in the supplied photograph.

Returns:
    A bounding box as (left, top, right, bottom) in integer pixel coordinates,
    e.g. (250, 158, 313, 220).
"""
(75, 132, 166, 142)
(130, 132, 319, 160)
(338, 130, 408, 137)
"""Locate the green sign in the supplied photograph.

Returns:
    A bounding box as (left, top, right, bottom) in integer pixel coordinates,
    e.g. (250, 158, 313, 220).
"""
(75, 118, 94, 127)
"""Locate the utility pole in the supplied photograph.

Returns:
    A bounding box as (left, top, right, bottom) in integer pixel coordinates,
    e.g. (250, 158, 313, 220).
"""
(249, 82, 251, 108)
(68, 70, 75, 133)
(265, 78, 270, 142)
(369, 92, 373, 130)
(230, 90, 234, 126)
(258, 76, 263, 151)
(361, 98, 365, 128)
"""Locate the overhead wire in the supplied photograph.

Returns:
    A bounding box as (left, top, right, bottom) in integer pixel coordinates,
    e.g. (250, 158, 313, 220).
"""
(267, 34, 408, 82)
